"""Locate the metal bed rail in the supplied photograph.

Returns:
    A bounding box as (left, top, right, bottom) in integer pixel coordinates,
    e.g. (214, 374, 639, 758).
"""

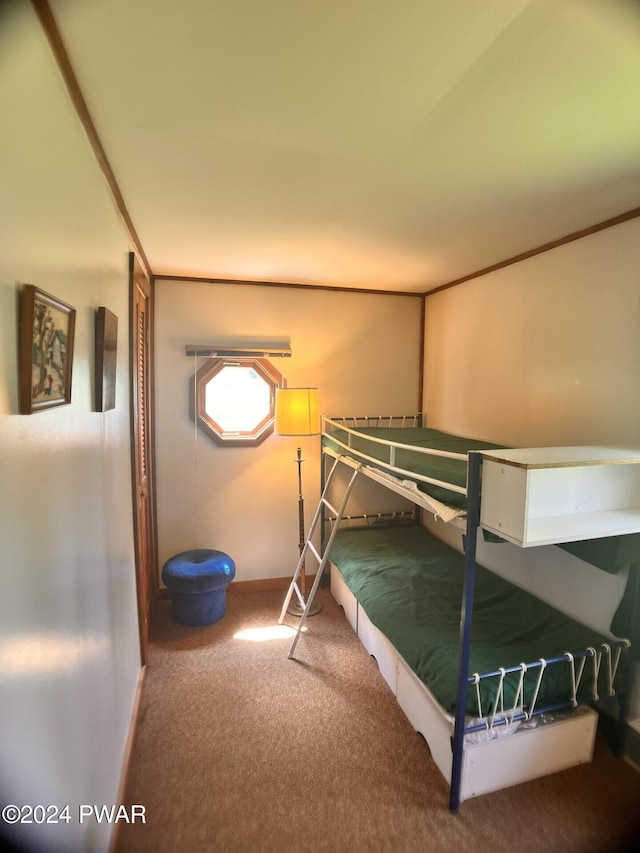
(327, 414, 425, 427)
(323, 415, 469, 497)
(325, 510, 417, 530)
(464, 639, 631, 736)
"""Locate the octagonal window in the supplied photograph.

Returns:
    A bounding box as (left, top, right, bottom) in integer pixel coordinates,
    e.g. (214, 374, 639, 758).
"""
(191, 357, 284, 446)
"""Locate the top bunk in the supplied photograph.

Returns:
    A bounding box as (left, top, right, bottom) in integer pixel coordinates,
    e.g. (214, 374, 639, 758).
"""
(322, 414, 502, 528)
(322, 415, 640, 548)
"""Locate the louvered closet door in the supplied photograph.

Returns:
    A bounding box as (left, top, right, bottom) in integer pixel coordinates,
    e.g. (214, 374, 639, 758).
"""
(130, 253, 154, 665)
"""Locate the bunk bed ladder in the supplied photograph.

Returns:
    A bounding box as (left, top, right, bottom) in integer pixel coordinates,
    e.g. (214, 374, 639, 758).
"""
(278, 456, 362, 659)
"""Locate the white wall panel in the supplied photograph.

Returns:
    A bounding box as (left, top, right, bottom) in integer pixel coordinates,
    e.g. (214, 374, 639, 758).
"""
(155, 280, 422, 580)
(424, 219, 640, 447)
(0, 4, 140, 852)
(423, 218, 640, 631)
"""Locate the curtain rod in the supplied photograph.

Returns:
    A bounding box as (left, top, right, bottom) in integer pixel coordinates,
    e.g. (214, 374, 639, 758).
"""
(185, 345, 292, 358)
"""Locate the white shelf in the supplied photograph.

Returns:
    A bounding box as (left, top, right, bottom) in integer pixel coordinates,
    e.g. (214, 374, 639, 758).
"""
(480, 446, 640, 469)
(480, 446, 640, 547)
(494, 507, 640, 548)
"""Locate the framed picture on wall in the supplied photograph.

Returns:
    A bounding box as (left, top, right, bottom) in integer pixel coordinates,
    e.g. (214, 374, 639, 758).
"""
(95, 306, 118, 412)
(18, 284, 76, 414)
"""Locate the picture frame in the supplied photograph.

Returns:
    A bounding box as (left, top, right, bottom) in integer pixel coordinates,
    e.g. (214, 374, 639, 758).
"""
(19, 284, 76, 414)
(95, 307, 118, 412)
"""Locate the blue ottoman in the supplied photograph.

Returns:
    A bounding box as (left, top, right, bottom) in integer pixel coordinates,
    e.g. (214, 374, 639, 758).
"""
(162, 549, 236, 627)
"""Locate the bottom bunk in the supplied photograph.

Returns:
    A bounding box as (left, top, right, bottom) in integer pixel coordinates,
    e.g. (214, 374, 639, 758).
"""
(328, 522, 629, 803)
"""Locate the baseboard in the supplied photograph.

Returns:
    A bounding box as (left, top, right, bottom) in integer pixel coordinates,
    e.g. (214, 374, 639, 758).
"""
(108, 665, 147, 853)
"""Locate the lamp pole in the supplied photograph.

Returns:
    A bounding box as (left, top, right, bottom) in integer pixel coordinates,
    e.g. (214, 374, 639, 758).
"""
(274, 386, 322, 617)
(287, 442, 321, 616)
(296, 445, 306, 593)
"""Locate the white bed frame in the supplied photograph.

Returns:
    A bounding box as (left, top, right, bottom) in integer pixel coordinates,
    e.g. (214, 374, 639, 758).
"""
(331, 563, 598, 802)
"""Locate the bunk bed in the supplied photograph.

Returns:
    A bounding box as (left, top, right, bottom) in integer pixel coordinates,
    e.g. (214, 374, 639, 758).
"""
(278, 415, 639, 810)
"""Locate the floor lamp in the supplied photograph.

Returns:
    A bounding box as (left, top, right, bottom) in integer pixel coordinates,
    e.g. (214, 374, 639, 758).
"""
(275, 387, 322, 616)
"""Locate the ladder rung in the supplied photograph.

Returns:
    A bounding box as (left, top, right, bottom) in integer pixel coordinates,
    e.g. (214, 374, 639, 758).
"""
(281, 456, 363, 655)
(322, 498, 339, 516)
(308, 542, 321, 563)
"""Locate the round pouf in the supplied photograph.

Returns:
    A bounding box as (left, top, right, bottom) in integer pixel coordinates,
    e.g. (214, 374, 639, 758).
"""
(162, 549, 236, 627)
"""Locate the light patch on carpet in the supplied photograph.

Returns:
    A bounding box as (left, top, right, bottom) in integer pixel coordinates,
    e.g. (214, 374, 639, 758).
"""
(233, 624, 304, 642)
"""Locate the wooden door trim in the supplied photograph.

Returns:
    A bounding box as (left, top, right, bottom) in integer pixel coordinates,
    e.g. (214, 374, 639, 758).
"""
(129, 253, 158, 664)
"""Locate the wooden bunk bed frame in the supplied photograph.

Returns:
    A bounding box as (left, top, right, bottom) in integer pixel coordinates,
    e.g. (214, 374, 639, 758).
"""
(278, 415, 638, 811)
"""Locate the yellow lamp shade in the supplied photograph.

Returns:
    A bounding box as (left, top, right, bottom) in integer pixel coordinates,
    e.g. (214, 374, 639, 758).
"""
(275, 388, 320, 436)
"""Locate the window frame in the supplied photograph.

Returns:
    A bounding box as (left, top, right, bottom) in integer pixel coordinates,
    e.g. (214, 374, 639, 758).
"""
(190, 356, 284, 447)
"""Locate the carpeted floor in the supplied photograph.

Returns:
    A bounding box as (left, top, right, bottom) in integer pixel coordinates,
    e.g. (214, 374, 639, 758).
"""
(116, 587, 640, 853)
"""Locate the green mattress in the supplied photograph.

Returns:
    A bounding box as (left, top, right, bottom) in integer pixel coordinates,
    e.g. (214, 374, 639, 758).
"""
(323, 426, 504, 509)
(329, 523, 620, 717)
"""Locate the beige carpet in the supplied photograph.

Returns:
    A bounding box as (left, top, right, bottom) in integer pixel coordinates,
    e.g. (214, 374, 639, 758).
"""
(117, 588, 640, 853)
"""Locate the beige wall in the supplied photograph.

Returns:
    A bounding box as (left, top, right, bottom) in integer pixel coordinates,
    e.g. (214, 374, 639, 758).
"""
(0, 4, 140, 852)
(155, 279, 422, 581)
(423, 218, 640, 632)
(424, 218, 640, 447)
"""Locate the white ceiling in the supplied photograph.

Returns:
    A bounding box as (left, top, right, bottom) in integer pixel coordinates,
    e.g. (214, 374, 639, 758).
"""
(49, 0, 640, 293)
